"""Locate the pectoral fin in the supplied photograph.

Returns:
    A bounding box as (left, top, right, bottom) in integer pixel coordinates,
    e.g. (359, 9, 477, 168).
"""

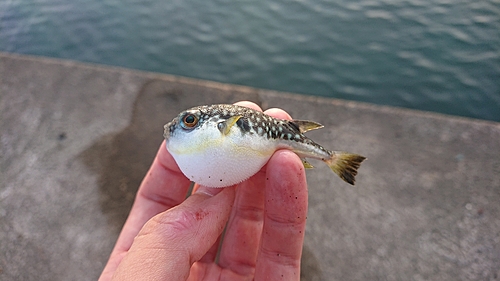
(218, 115, 242, 135)
(291, 120, 324, 133)
(301, 158, 314, 169)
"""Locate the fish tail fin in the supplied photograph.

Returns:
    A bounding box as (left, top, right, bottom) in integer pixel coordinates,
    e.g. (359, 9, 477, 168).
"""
(325, 152, 366, 185)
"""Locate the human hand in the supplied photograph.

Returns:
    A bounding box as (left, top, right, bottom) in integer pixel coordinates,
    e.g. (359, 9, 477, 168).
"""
(98, 101, 308, 281)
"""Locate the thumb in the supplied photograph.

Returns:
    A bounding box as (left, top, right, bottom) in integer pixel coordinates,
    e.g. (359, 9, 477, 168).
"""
(111, 186, 236, 281)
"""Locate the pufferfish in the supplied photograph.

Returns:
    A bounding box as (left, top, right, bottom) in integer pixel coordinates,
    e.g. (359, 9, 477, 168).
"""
(164, 104, 366, 188)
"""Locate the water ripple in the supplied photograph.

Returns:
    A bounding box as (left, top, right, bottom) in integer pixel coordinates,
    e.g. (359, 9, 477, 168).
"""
(1, 0, 499, 121)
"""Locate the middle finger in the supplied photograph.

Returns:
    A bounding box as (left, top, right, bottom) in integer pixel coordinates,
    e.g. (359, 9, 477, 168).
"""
(217, 104, 293, 276)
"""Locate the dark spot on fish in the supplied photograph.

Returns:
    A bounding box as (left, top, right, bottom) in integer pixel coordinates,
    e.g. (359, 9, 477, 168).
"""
(236, 117, 250, 132)
(288, 121, 301, 132)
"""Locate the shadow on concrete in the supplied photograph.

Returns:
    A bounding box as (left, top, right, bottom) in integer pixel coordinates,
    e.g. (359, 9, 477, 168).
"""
(300, 245, 324, 281)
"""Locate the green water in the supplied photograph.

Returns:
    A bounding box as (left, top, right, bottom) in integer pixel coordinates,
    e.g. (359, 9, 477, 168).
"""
(1, 0, 499, 121)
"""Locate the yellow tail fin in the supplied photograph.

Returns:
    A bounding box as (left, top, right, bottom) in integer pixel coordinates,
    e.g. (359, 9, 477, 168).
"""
(326, 152, 366, 185)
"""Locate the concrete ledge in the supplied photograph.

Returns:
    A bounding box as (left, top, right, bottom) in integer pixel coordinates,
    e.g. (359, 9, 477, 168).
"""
(1, 52, 499, 281)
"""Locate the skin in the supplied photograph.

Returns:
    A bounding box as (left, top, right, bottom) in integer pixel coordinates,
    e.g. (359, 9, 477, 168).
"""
(99, 101, 308, 281)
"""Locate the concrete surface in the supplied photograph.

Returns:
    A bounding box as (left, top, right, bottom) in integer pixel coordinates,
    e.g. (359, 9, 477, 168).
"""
(1, 52, 499, 281)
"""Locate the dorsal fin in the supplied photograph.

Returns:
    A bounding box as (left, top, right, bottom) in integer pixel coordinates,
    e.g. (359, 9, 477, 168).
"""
(290, 120, 324, 133)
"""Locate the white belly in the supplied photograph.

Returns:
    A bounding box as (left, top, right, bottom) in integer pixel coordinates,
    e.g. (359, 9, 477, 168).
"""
(167, 127, 277, 187)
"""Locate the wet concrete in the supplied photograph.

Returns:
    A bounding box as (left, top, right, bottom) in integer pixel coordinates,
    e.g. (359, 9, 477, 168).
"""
(1, 52, 499, 281)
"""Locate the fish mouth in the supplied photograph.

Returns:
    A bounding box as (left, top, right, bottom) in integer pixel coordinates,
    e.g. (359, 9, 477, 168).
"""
(163, 123, 170, 140)
(163, 120, 177, 140)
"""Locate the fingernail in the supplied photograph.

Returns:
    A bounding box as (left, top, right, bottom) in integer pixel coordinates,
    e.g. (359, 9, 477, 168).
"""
(195, 185, 225, 197)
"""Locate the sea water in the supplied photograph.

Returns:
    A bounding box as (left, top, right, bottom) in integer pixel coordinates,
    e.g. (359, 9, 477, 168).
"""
(1, 0, 499, 121)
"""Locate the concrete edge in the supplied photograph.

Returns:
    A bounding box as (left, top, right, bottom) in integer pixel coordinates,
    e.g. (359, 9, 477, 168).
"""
(2, 51, 498, 127)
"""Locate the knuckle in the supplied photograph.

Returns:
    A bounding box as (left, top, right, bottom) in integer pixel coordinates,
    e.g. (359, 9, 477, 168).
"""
(139, 208, 203, 241)
(156, 208, 201, 232)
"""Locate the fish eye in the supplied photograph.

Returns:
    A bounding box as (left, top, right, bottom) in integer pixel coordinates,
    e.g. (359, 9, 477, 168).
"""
(181, 113, 199, 129)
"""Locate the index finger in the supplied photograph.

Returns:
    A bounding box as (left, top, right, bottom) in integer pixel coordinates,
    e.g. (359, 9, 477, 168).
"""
(119, 141, 192, 250)
(99, 141, 191, 280)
